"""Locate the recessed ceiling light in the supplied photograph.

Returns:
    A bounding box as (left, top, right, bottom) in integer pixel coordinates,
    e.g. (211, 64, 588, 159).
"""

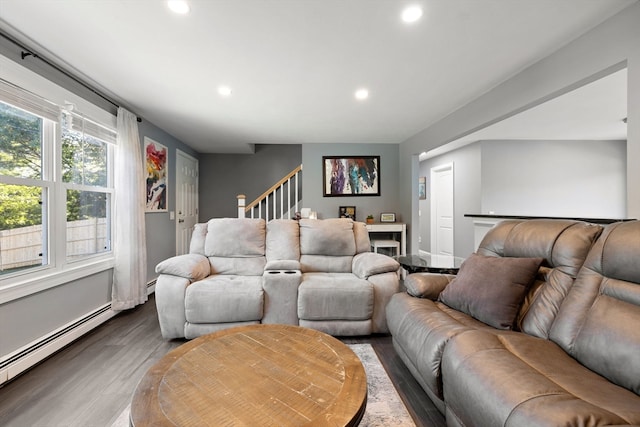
(167, 0, 190, 15)
(401, 5, 423, 23)
(355, 89, 369, 101)
(218, 86, 233, 97)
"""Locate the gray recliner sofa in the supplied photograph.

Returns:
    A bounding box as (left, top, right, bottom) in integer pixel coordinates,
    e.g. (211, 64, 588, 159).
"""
(386, 219, 640, 426)
(155, 217, 400, 339)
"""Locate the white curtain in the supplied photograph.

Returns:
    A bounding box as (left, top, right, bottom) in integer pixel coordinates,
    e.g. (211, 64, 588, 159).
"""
(112, 107, 147, 310)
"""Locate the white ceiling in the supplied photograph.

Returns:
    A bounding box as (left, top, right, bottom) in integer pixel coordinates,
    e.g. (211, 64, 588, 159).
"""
(0, 0, 635, 153)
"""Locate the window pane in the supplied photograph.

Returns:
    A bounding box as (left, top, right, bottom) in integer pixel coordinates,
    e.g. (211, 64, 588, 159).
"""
(0, 183, 47, 275)
(62, 128, 108, 187)
(0, 101, 43, 180)
(66, 190, 110, 259)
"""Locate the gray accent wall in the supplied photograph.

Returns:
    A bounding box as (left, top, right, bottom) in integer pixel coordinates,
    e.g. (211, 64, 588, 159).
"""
(302, 144, 400, 222)
(199, 144, 302, 220)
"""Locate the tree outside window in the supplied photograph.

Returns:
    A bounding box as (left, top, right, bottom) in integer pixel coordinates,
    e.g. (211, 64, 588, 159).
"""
(0, 99, 113, 275)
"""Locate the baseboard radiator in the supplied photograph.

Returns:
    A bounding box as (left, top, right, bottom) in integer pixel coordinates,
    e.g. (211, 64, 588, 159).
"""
(0, 279, 157, 387)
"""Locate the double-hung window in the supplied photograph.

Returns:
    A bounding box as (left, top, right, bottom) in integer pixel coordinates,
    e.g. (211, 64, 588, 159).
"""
(61, 109, 115, 261)
(0, 78, 115, 283)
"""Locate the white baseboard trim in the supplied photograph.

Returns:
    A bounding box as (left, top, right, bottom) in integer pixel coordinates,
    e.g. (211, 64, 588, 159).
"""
(147, 278, 156, 295)
(0, 279, 158, 387)
(0, 303, 116, 386)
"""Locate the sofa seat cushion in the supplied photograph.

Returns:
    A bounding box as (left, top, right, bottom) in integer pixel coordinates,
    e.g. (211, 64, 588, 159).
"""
(442, 330, 640, 427)
(185, 276, 263, 324)
(299, 319, 372, 337)
(298, 273, 373, 321)
(386, 292, 496, 401)
(208, 256, 266, 276)
(299, 255, 353, 273)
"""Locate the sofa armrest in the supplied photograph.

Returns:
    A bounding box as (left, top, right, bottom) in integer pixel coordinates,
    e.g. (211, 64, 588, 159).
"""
(262, 269, 302, 326)
(352, 252, 400, 279)
(155, 254, 210, 281)
(155, 274, 190, 339)
(405, 273, 456, 300)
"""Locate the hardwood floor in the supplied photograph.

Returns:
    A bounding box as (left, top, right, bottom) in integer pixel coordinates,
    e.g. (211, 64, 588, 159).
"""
(0, 294, 446, 427)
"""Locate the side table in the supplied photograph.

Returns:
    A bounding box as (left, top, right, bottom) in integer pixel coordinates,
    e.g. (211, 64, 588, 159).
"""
(394, 253, 465, 275)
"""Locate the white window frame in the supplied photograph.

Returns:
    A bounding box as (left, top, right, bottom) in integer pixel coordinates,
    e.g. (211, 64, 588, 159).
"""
(0, 56, 116, 305)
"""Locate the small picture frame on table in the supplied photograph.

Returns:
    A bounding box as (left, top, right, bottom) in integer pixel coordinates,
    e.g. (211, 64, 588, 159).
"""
(339, 206, 357, 220)
(380, 213, 396, 223)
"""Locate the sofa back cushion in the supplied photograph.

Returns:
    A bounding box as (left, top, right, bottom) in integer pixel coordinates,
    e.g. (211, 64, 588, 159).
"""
(353, 221, 371, 254)
(549, 221, 640, 394)
(299, 218, 356, 273)
(477, 219, 603, 338)
(204, 218, 266, 275)
(266, 219, 300, 262)
(189, 223, 208, 255)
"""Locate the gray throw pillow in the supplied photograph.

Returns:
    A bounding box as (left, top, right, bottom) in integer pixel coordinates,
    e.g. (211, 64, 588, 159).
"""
(438, 254, 543, 330)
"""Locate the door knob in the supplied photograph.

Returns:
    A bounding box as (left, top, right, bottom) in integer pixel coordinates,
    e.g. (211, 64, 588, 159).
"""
(178, 219, 184, 223)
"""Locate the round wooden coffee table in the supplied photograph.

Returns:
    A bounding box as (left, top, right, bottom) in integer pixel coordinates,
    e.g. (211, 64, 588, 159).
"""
(130, 324, 367, 426)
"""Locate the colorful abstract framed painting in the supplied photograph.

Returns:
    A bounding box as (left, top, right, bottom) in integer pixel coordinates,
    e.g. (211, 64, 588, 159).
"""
(419, 176, 427, 200)
(323, 156, 380, 197)
(144, 137, 168, 212)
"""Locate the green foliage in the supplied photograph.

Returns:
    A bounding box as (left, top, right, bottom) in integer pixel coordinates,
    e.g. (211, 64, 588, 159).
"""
(62, 128, 108, 187)
(0, 184, 42, 230)
(0, 102, 109, 230)
(0, 103, 42, 179)
(66, 189, 107, 221)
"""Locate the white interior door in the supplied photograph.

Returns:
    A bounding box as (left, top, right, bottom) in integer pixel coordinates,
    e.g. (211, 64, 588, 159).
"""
(176, 150, 199, 255)
(430, 163, 454, 256)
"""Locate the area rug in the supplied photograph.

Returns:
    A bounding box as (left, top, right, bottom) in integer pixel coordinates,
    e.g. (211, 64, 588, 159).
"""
(111, 343, 415, 427)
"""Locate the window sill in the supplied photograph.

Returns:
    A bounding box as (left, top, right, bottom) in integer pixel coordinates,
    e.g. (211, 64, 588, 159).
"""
(0, 257, 115, 304)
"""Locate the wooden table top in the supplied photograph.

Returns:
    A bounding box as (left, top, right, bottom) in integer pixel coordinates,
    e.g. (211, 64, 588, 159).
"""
(130, 324, 367, 427)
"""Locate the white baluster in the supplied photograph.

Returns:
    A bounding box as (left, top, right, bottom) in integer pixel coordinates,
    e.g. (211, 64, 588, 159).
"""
(294, 171, 299, 214)
(237, 194, 246, 218)
(287, 178, 291, 219)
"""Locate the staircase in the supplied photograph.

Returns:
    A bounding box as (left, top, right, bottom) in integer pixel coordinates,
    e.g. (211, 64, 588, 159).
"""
(237, 165, 302, 221)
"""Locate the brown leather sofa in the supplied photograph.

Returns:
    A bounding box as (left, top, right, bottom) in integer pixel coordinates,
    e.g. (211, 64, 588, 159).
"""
(386, 219, 640, 426)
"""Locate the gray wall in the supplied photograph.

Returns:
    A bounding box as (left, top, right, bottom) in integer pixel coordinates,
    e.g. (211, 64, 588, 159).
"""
(199, 144, 302, 220)
(401, 3, 640, 253)
(481, 139, 626, 218)
(418, 139, 626, 258)
(302, 143, 399, 222)
(138, 120, 199, 283)
(0, 271, 112, 355)
(419, 143, 481, 258)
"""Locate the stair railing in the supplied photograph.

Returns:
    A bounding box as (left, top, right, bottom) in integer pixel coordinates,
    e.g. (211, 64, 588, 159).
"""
(237, 164, 302, 221)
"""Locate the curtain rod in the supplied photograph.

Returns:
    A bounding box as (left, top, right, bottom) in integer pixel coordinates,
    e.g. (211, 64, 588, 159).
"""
(0, 30, 142, 122)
